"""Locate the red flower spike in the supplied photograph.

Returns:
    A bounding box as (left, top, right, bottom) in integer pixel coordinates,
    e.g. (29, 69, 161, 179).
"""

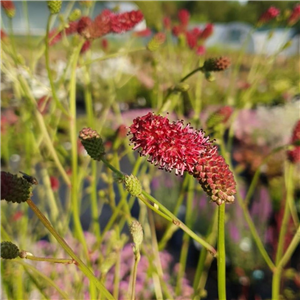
(1, 0, 15, 18)
(196, 45, 205, 56)
(193, 152, 236, 205)
(77, 16, 93, 38)
(288, 4, 300, 26)
(287, 120, 300, 163)
(258, 6, 280, 24)
(185, 31, 197, 49)
(110, 10, 143, 34)
(163, 16, 171, 30)
(129, 112, 217, 176)
(178, 9, 190, 27)
(199, 23, 213, 40)
(80, 40, 91, 54)
(134, 28, 152, 37)
(172, 25, 182, 37)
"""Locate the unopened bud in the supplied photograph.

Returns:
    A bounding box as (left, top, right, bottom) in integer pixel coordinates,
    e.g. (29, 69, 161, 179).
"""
(47, 1, 62, 14)
(203, 57, 231, 72)
(69, 9, 81, 22)
(130, 220, 143, 249)
(147, 33, 166, 51)
(79, 128, 105, 161)
(1, 241, 19, 259)
(124, 175, 142, 197)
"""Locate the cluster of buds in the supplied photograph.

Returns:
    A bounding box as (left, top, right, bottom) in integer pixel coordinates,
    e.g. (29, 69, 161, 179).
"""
(48, 9, 143, 54)
(1, 0, 15, 18)
(288, 4, 300, 26)
(77, 9, 143, 40)
(258, 6, 280, 25)
(287, 120, 300, 163)
(170, 9, 213, 55)
(128, 112, 236, 205)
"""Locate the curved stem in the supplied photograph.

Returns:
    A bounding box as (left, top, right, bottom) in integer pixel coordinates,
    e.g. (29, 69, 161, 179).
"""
(26, 199, 114, 299)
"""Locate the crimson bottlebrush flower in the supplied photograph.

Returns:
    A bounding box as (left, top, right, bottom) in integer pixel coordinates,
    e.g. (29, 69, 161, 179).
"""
(80, 40, 91, 54)
(288, 4, 300, 26)
(193, 152, 236, 205)
(178, 9, 190, 27)
(258, 6, 280, 24)
(128, 112, 217, 176)
(199, 23, 213, 39)
(134, 28, 152, 37)
(287, 120, 300, 163)
(196, 45, 205, 56)
(163, 16, 171, 30)
(110, 10, 143, 34)
(185, 31, 197, 49)
(1, 0, 15, 18)
(1, 29, 8, 42)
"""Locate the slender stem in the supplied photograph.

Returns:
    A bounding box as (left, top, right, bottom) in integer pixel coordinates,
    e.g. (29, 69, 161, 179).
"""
(180, 67, 204, 82)
(26, 199, 114, 299)
(217, 203, 226, 300)
(23, 255, 75, 264)
(45, 15, 69, 116)
(130, 252, 140, 300)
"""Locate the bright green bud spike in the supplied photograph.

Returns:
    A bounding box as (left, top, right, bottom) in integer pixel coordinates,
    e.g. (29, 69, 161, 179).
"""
(1, 241, 19, 259)
(124, 175, 142, 197)
(69, 9, 81, 22)
(130, 220, 143, 249)
(47, 1, 62, 14)
(79, 128, 105, 161)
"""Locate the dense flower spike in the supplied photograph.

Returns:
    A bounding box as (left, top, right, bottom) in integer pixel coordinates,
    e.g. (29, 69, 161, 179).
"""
(1, 0, 15, 18)
(199, 23, 213, 39)
(1, 171, 32, 203)
(124, 175, 142, 197)
(1, 241, 19, 259)
(47, 0, 62, 15)
(130, 220, 143, 249)
(178, 9, 190, 27)
(110, 10, 143, 34)
(193, 152, 236, 205)
(288, 4, 300, 26)
(79, 128, 105, 160)
(128, 112, 217, 176)
(258, 6, 280, 24)
(203, 57, 231, 72)
(287, 120, 300, 163)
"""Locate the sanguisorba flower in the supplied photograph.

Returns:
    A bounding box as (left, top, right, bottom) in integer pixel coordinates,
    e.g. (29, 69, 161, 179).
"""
(1, 0, 15, 18)
(129, 113, 236, 204)
(288, 4, 300, 26)
(129, 112, 216, 176)
(258, 6, 280, 25)
(287, 120, 300, 163)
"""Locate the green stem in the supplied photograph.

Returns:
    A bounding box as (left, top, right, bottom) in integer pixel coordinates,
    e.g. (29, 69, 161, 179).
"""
(26, 199, 114, 299)
(23, 255, 75, 264)
(130, 252, 140, 300)
(180, 67, 204, 82)
(217, 203, 226, 300)
(45, 15, 69, 116)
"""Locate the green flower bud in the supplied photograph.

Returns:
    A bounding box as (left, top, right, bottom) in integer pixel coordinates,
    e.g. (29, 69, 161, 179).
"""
(79, 128, 105, 161)
(47, 1, 62, 14)
(69, 9, 81, 22)
(124, 175, 142, 197)
(147, 33, 166, 51)
(1, 241, 19, 259)
(130, 220, 143, 249)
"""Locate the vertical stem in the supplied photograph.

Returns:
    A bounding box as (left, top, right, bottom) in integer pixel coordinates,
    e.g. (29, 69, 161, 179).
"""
(217, 203, 226, 300)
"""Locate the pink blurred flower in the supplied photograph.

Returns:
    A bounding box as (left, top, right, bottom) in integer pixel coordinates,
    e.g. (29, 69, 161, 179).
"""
(258, 6, 280, 24)
(287, 120, 300, 163)
(133, 28, 152, 37)
(288, 4, 300, 26)
(80, 40, 91, 54)
(163, 16, 171, 30)
(101, 38, 109, 50)
(196, 45, 205, 56)
(178, 9, 190, 27)
(199, 23, 213, 39)
(50, 176, 60, 192)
